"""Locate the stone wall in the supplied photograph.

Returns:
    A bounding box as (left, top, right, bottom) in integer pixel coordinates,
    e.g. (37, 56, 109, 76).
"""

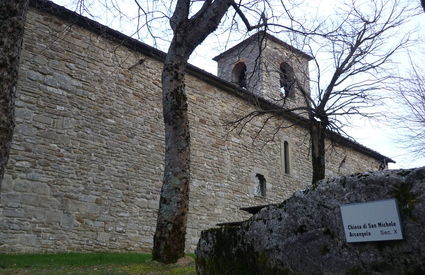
(215, 33, 311, 112)
(0, 5, 383, 253)
(216, 40, 262, 95)
(259, 37, 311, 111)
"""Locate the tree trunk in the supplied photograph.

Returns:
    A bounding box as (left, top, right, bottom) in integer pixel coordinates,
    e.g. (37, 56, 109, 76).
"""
(0, 0, 29, 184)
(152, 0, 232, 263)
(310, 121, 326, 185)
(152, 44, 191, 263)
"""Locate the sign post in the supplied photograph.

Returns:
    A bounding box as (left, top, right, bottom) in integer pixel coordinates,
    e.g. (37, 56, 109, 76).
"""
(340, 199, 403, 243)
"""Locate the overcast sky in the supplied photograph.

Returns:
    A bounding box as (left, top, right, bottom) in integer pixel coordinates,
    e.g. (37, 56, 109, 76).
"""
(52, 0, 425, 169)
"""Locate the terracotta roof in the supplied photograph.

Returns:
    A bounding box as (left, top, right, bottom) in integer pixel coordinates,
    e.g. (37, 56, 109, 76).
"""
(28, 0, 395, 164)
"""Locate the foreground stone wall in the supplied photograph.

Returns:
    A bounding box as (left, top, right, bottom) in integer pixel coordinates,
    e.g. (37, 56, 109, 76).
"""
(0, 5, 382, 253)
(196, 167, 425, 274)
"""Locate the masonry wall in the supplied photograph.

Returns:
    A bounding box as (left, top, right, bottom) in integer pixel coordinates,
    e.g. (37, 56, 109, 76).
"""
(216, 36, 310, 113)
(0, 7, 382, 253)
(216, 41, 263, 95)
(259, 38, 311, 111)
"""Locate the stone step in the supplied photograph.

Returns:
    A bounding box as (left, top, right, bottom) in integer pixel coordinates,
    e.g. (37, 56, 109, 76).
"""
(216, 221, 245, 227)
(240, 203, 276, 215)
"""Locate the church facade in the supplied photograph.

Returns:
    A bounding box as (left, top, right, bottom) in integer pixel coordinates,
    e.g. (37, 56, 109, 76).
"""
(0, 0, 393, 252)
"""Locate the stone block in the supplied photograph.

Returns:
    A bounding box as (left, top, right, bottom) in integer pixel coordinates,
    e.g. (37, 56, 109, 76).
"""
(33, 114, 53, 125)
(1, 175, 14, 192)
(27, 70, 44, 82)
(3, 208, 25, 218)
(3, 197, 22, 208)
(21, 193, 40, 207)
(13, 180, 32, 192)
(25, 172, 47, 182)
(44, 76, 59, 87)
(18, 234, 38, 246)
(61, 214, 74, 229)
(15, 124, 37, 136)
(15, 108, 34, 121)
(31, 181, 51, 195)
(46, 211, 62, 224)
(147, 199, 158, 210)
(97, 232, 109, 242)
(79, 195, 97, 203)
(115, 226, 126, 233)
(32, 208, 47, 221)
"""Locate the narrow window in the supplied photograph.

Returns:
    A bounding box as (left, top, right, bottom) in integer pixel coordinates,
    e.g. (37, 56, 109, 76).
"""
(254, 173, 266, 197)
(378, 160, 386, 171)
(283, 141, 290, 174)
(232, 62, 247, 88)
(280, 62, 295, 97)
(338, 155, 347, 173)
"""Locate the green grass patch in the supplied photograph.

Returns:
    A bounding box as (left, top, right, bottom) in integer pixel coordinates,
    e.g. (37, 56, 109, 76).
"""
(123, 261, 196, 275)
(0, 252, 151, 268)
(0, 253, 196, 275)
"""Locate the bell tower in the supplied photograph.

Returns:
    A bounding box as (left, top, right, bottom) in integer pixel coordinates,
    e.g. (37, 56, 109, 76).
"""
(213, 31, 312, 110)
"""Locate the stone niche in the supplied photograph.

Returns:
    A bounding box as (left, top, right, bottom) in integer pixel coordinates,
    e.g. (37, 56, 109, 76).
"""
(196, 167, 425, 275)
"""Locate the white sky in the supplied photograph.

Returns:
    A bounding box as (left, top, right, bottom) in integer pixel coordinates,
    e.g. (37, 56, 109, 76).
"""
(51, 0, 425, 169)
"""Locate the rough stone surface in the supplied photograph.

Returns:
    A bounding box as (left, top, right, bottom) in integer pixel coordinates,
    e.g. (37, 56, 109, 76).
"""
(196, 167, 425, 274)
(0, 4, 384, 253)
(216, 33, 310, 113)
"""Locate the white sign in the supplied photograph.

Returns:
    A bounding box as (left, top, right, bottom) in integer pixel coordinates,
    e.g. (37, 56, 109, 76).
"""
(340, 199, 403, 243)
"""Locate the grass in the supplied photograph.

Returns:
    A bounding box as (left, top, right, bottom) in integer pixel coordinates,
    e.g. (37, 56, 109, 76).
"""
(0, 253, 196, 275)
(0, 252, 152, 268)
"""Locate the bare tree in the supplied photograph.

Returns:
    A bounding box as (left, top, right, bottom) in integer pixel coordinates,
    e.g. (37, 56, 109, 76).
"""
(394, 62, 425, 157)
(152, 0, 235, 263)
(302, 0, 411, 183)
(105, 0, 273, 263)
(230, 0, 413, 184)
(151, 0, 298, 263)
(0, 0, 30, 183)
(126, 0, 309, 263)
(151, 0, 321, 262)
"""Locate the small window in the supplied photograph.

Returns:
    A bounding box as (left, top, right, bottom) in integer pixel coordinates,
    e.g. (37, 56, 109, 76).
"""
(338, 155, 347, 173)
(378, 160, 386, 171)
(280, 62, 295, 97)
(232, 62, 247, 88)
(254, 173, 266, 197)
(280, 140, 291, 175)
(283, 141, 290, 174)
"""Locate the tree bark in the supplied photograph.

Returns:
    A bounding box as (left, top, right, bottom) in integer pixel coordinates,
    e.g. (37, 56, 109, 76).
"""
(0, 0, 29, 184)
(153, 41, 191, 263)
(152, 0, 232, 263)
(310, 121, 326, 185)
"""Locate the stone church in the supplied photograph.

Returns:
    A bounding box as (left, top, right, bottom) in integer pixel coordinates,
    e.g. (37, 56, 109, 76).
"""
(0, 0, 393, 252)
